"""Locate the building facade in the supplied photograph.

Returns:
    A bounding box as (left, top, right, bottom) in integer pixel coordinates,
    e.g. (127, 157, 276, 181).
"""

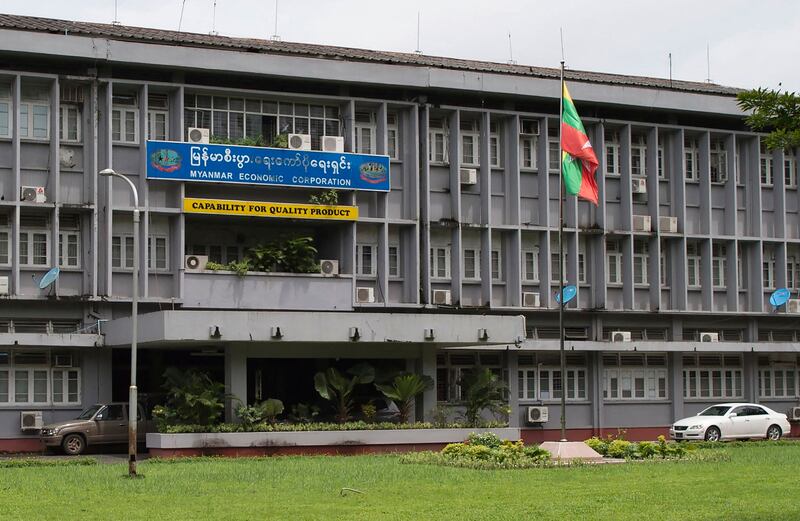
(0, 14, 798, 451)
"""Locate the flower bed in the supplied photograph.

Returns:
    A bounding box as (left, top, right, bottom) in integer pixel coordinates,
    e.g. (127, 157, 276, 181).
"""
(159, 420, 507, 434)
(585, 435, 689, 460)
(400, 432, 553, 470)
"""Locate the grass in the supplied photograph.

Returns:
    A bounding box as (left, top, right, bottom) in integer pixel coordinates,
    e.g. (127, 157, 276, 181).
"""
(0, 444, 799, 520)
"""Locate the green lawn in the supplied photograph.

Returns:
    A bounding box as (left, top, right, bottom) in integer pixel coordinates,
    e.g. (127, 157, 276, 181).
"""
(1, 445, 798, 520)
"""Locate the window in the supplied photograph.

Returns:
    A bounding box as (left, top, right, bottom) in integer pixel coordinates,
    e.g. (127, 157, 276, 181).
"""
(631, 135, 647, 177)
(112, 236, 134, 269)
(436, 352, 503, 402)
(112, 94, 138, 144)
(0, 351, 79, 406)
(354, 112, 376, 155)
(787, 254, 800, 289)
(687, 242, 701, 288)
(550, 237, 587, 284)
(0, 219, 9, 266)
(522, 248, 539, 282)
(387, 112, 399, 160)
(519, 119, 538, 170)
(0, 83, 10, 138)
(758, 356, 798, 399)
(660, 246, 669, 287)
(58, 231, 80, 269)
(548, 137, 560, 172)
(763, 247, 775, 290)
(684, 138, 699, 181)
(603, 354, 668, 400)
(605, 131, 620, 175)
(20, 85, 50, 140)
(760, 143, 773, 186)
(785, 154, 797, 189)
(19, 229, 49, 267)
(59, 104, 81, 142)
(189, 244, 241, 265)
(147, 93, 169, 141)
(491, 250, 502, 280)
(430, 246, 451, 279)
(428, 118, 448, 164)
(526, 354, 587, 401)
(460, 120, 479, 166)
(633, 239, 648, 285)
(712, 243, 726, 288)
(184, 95, 340, 150)
(489, 121, 501, 168)
(657, 137, 665, 179)
(606, 239, 622, 284)
(388, 245, 400, 278)
(683, 354, 743, 399)
(148, 236, 168, 271)
(710, 140, 727, 183)
(738, 243, 747, 290)
(52, 368, 80, 405)
(356, 244, 376, 276)
(518, 367, 537, 400)
(463, 248, 480, 280)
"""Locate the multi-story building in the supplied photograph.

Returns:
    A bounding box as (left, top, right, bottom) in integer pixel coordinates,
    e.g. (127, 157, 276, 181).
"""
(0, 13, 797, 451)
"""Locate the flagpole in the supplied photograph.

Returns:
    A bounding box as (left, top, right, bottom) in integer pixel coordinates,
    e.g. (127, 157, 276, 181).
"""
(558, 60, 567, 442)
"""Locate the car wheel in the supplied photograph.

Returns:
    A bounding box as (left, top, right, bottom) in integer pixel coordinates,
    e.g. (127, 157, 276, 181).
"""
(704, 426, 721, 442)
(62, 433, 85, 456)
(766, 425, 782, 441)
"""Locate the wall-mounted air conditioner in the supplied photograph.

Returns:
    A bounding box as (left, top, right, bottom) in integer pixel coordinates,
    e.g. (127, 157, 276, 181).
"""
(322, 136, 344, 153)
(356, 287, 375, 303)
(789, 407, 800, 421)
(20, 411, 43, 431)
(631, 178, 647, 194)
(522, 292, 541, 308)
(612, 331, 632, 342)
(20, 186, 46, 203)
(459, 168, 477, 185)
(527, 406, 549, 424)
(0, 276, 8, 296)
(632, 215, 652, 232)
(700, 332, 719, 342)
(184, 255, 209, 272)
(787, 299, 800, 314)
(187, 127, 210, 144)
(320, 259, 339, 276)
(288, 133, 312, 151)
(432, 289, 452, 305)
(659, 216, 678, 233)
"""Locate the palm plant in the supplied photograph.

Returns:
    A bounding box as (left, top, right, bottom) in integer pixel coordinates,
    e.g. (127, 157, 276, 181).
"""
(375, 373, 433, 424)
(314, 364, 375, 423)
(457, 367, 508, 427)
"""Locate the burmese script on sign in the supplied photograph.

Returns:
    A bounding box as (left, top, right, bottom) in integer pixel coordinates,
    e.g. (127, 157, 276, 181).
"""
(183, 197, 359, 221)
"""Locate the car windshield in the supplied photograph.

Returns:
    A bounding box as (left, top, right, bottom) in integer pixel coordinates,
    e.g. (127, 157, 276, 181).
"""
(76, 405, 103, 420)
(698, 406, 732, 416)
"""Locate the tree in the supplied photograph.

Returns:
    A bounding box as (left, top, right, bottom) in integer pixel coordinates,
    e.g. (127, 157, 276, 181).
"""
(737, 88, 800, 150)
(375, 373, 433, 424)
(457, 367, 508, 427)
(314, 363, 375, 423)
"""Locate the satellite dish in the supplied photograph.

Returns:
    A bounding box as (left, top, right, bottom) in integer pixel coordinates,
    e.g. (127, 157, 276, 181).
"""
(769, 287, 791, 308)
(554, 284, 577, 305)
(38, 267, 60, 289)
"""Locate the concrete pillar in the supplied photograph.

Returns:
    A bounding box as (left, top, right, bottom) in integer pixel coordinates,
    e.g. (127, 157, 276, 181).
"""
(507, 350, 519, 428)
(743, 352, 758, 403)
(417, 345, 437, 422)
(591, 351, 603, 435)
(224, 345, 247, 422)
(670, 352, 684, 422)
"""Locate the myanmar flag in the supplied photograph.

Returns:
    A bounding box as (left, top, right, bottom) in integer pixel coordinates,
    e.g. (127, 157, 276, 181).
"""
(561, 83, 599, 205)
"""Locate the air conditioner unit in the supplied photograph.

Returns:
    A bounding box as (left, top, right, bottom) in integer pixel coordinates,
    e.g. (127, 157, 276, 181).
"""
(659, 216, 678, 233)
(0, 276, 8, 296)
(459, 168, 477, 185)
(787, 299, 800, 314)
(187, 127, 210, 144)
(20, 186, 46, 203)
(522, 292, 541, 307)
(527, 406, 549, 424)
(288, 133, 312, 151)
(20, 411, 43, 431)
(789, 407, 800, 421)
(322, 136, 344, 153)
(53, 354, 73, 368)
(356, 287, 375, 303)
(631, 178, 647, 194)
(320, 259, 339, 276)
(700, 332, 719, 342)
(432, 289, 452, 305)
(632, 215, 652, 232)
(612, 331, 632, 342)
(184, 255, 209, 272)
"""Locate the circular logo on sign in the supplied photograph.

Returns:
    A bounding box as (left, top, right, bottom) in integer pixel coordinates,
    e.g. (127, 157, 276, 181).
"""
(150, 149, 182, 173)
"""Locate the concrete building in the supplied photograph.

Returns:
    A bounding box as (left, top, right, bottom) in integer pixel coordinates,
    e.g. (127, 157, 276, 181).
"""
(0, 13, 798, 451)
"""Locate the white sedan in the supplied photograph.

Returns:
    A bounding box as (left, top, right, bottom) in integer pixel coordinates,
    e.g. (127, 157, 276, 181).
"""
(670, 403, 791, 442)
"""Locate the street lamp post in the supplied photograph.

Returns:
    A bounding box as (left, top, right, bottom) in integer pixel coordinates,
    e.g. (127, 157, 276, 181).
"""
(100, 168, 139, 477)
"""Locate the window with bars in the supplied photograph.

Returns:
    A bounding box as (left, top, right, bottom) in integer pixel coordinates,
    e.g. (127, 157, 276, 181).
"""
(606, 239, 622, 284)
(684, 138, 699, 181)
(59, 104, 81, 143)
(354, 112, 376, 155)
(605, 131, 620, 175)
(686, 242, 701, 288)
(633, 239, 648, 285)
(356, 243, 376, 277)
(682, 354, 743, 399)
(463, 248, 479, 280)
(429, 246, 451, 280)
(712, 243, 727, 288)
(763, 246, 776, 290)
(603, 353, 668, 400)
(428, 118, 448, 164)
(758, 356, 799, 399)
(388, 245, 400, 278)
(521, 248, 539, 282)
(112, 93, 138, 144)
(710, 140, 728, 183)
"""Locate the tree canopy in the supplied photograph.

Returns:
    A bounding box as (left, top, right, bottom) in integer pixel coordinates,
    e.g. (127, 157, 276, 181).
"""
(737, 88, 800, 151)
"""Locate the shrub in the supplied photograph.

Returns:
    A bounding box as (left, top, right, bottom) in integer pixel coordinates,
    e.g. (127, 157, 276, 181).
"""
(466, 432, 502, 449)
(585, 437, 608, 456)
(606, 439, 634, 459)
(236, 398, 284, 426)
(360, 404, 377, 423)
(154, 368, 226, 427)
(159, 420, 508, 434)
(415, 435, 551, 469)
(636, 441, 658, 459)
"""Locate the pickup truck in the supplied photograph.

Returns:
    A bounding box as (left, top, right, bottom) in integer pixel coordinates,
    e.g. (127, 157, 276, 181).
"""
(40, 402, 151, 455)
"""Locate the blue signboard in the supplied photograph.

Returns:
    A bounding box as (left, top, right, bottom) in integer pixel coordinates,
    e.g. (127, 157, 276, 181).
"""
(146, 140, 390, 192)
